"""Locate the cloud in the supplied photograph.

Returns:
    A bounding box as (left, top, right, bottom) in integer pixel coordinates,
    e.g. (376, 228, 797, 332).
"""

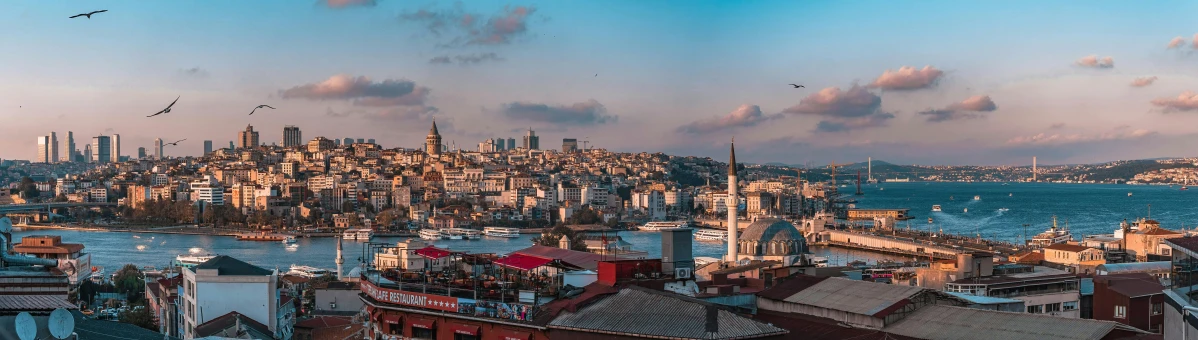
(498, 100, 617, 126)
(1151, 91, 1198, 112)
(1049, 123, 1066, 129)
(1130, 76, 1158, 87)
(400, 4, 538, 46)
(1168, 36, 1186, 49)
(325, 107, 364, 117)
(428, 53, 504, 65)
(676, 104, 783, 134)
(918, 95, 998, 122)
(1005, 128, 1157, 146)
(1194, 34, 1198, 49)
(320, 0, 376, 8)
(782, 85, 893, 132)
(867, 66, 944, 90)
(369, 105, 440, 121)
(179, 67, 208, 77)
(279, 75, 430, 106)
(1076, 55, 1114, 68)
(815, 113, 895, 132)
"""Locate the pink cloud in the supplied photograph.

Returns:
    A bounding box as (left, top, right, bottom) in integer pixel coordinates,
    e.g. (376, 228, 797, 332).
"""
(867, 66, 944, 90)
(920, 95, 998, 122)
(400, 5, 539, 46)
(1130, 76, 1158, 87)
(321, 0, 376, 8)
(1076, 55, 1114, 68)
(1151, 91, 1198, 112)
(279, 75, 429, 107)
(1168, 36, 1186, 49)
(1005, 129, 1156, 146)
(676, 104, 782, 134)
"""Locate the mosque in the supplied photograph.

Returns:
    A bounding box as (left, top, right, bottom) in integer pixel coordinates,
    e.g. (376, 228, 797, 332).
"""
(724, 140, 809, 266)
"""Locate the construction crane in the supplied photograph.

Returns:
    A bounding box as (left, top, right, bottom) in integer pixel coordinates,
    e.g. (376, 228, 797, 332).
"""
(582, 136, 591, 151)
(828, 161, 850, 184)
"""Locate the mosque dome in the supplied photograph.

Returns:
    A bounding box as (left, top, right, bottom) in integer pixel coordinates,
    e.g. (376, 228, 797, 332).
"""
(347, 266, 362, 279)
(737, 218, 807, 257)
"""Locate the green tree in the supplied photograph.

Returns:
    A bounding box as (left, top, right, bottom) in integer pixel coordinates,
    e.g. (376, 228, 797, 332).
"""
(18, 177, 39, 199)
(112, 264, 145, 303)
(531, 225, 588, 251)
(341, 201, 355, 213)
(567, 206, 602, 225)
(118, 302, 157, 331)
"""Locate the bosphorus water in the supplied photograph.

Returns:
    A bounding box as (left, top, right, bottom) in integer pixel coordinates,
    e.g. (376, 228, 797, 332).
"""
(12, 182, 1196, 273)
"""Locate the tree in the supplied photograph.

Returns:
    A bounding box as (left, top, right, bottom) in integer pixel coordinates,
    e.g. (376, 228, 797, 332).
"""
(18, 176, 39, 199)
(112, 264, 145, 303)
(531, 225, 588, 252)
(567, 206, 602, 225)
(341, 201, 355, 213)
(302, 274, 339, 315)
(118, 302, 157, 331)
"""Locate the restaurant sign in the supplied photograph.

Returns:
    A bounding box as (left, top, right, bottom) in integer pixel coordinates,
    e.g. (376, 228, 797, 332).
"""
(363, 280, 461, 312)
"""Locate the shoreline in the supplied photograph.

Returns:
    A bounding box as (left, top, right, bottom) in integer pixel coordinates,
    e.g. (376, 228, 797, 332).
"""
(14, 224, 418, 238)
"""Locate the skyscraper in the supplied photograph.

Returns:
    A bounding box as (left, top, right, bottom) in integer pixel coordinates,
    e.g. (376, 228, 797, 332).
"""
(36, 136, 50, 163)
(228, 141, 234, 149)
(343, 138, 353, 146)
(83, 144, 92, 163)
(138, 147, 146, 159)
(562, 138, 578, 153)
(65, 131, 75, 162)
(282, 126, 302, 147)
(367, 139, 375, 144)
(507, 138, 516, 151)
(50, 132, 58, 163)
(495, 138, 506, 150)
(522, 128, 539, 150)
(426, 121, 442, 155)
(154, 138, 164, 159)
(238, 125, 259, 149)
(92, 135, 111, 164)
(110, 134, 121, 163)
(203, 140, 213, 155)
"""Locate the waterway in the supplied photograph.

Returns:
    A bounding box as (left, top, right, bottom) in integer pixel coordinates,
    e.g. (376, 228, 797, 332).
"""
(11, 182, 1194, 274)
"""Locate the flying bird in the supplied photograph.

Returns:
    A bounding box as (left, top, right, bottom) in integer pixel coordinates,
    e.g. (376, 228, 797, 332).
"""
(249, 104, 276, 115)
(69, 10, 107, 19)
(147, 96, 180, 117)
(166, 139, 186, 146)
(789, 84, 805, 88)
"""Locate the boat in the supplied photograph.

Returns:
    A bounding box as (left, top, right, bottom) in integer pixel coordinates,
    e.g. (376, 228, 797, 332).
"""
(1183, 177, 1189, 191)
(928, 217, 933, 224)
(1128, 192, 1133, 197)
(287, 265, 330, 278)
(446, 228, 481, 240)
(810, 256, 829, 268)
(998, 208, 1009, 212)
(639, 221, 690, 231)
(1028, 216, 1073, 247)
(1009, 193, 1013, 197)
(281, 236, 297, 244)
(973, 195, 981, 201)
(963, 208, 968, 213)
(236, 233, 287, 241)
(694, 229, 731, 241)
(342, 228, 373, 241)
(931, 205, 942, 212)
(419, 228, 443, 240)
(483, 227, 521, 238)
(174, 254, 217, 268)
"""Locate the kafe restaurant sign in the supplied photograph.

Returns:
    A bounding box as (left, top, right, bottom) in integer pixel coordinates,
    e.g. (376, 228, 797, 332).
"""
(363, 281, 461, 312)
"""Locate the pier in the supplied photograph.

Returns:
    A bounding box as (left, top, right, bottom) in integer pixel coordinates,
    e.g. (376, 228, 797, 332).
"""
(810, 227, 1028, 261)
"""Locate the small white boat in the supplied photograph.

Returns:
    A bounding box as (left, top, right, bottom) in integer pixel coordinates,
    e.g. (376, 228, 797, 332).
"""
(1128, 192, 1133, 197)
(963, 208, 968, 213)
(174, 254, 217, 268)
(287, 265, 330, 278)
(639, 221, 690, 231)
(998, 208, 1009, 212)
(810, 256, 829, 268)
(281, 236, 297, 244)
(931, 205, 942, 212)
(973, 195, 981, 201)
(1009, 193, 1013, 197)
(483, 227, 521, 238)
(419, 228, 443, 240)
(694, 229, 731, 241)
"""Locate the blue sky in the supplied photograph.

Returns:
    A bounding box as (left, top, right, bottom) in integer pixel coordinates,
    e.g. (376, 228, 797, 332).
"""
(4, 0, 1198, 166)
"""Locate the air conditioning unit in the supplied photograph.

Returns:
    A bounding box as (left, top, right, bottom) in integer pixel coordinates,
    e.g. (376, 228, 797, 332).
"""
(675, 267, 692, 279)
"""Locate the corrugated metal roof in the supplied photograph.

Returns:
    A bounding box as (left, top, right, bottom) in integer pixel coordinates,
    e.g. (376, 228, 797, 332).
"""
(0, 295, 77, 311)
(883, 305, 1142, 340)
(943, 292, 1023, 305)
(778, 277, 926, 317)
(549, 286, 788, 339)
(1095, 261, 1171, 274)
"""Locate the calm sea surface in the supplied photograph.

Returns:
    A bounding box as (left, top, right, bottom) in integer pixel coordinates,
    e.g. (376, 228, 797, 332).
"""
(13, 183, 1195, 273)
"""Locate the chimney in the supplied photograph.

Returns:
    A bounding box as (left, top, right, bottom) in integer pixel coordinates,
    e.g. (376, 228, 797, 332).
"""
(559, 235, 571, 250)
(705, 304, 720, 333)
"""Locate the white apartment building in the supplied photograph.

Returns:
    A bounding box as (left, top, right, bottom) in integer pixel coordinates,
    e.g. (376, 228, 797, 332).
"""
(191, 177, 225, 206)
(181, 255, 281, 339)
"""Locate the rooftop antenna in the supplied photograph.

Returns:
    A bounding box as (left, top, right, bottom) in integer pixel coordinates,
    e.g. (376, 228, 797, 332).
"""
(48, 307, 76, 340)
(15, 312, 36, 340)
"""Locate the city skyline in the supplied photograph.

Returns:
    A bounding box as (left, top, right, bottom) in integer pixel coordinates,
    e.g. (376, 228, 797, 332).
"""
(5, 1, 1198, 165)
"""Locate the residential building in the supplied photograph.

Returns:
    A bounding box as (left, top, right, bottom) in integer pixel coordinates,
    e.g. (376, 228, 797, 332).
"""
(11, 235, 92, 286)
(282, 125, 302, 147)
(1093, 273, 1166, 333)
(111, 133, 121, 163)
(203, 140, 213, 155)
(239, 124, 260, 149)
(943, 264, 1082, 318)
(181, 255, 281, 339)
(36, 135, 50, 163)
(92, 135, 111, 164)
(313, 281, 363, 315)
(1042, 243, 1107, 274)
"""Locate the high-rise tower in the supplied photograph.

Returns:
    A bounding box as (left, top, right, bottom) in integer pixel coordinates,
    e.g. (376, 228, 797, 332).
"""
(65, 131, 75, 162)
(203, 140, 213, 155)
(154, 138, 164, 159)
(110, 134, 121, 163)
(50, 132, 58, 164)
(522, 128, 539, 150)
(238, 125, 259, 149)
(282, 126, 302, 147)
(726, 139, 739, 263)
(92, 135, 111, 163)
(426, 120, 442, 155)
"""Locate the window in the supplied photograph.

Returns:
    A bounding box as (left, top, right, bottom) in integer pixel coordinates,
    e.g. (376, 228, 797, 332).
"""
(1027, 305, 1044, 314)
(1063, 301, 1078, 311)
(1045, 303, 1062, 313)
(453, 334, 479, 340)
(1153, 303, 1163, 315)
(411, 327, 435, 340)
(1115, 305, 1127, 318)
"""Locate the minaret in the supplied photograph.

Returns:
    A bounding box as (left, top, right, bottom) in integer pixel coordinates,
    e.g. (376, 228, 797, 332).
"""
(726, 138, 739, 263)
(335, 235, 344, 281)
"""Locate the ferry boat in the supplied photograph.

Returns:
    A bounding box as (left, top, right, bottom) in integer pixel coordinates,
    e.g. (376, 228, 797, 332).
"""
(446, 228, 481, 240)
(174, 254, 217, 268)
(281, 236, 297, 244)
(287, 265, 330, 278)
(931, 205, 942, 212)
(419, 228, 443, 240)
(928, 217, 933, 224)
(639, 221, 690, 231)
(694, 229, 731, 241)
(342, 228, 373, 241)
(1028, 216, 1073, 248)
(483, 227, 521, 238)
(236, 233, 287, 242)
(810, 256, 829, 268)
(973, 195, 981, 201)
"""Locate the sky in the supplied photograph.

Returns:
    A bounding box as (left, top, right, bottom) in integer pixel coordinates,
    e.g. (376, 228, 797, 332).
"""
(4, 0, 1198, 166)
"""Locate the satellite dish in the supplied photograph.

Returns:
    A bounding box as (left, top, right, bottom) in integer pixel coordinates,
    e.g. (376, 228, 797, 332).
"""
(48, 308, 74, 340)
(0, 216, 12, 233)
(14, 312, 37, 340)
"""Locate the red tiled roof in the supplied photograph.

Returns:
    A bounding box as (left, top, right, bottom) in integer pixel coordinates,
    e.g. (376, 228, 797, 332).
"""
(494, 253, 553, 271)
(415, 246, 453, 260)
(511, 245, 618, 271)
(156, 275, 183, 289)
(1043, 243, 1092, 252)
(1167, 237, 1198, 254)
(1139, 227, 1181, 236)
(1097, 273, 1166, 298)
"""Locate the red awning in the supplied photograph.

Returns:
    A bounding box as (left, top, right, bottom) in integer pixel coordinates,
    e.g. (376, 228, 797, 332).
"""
(446, 323, 479, 336)
(494, 253, 553, 271)
(381, 314, 401, 324)
(414, 246, 452, 260)
(495, 329, 532, 340)
(408, 318, 435, 329)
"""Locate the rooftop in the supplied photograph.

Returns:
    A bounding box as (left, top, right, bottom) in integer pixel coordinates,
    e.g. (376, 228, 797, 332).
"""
(1096, 273, 1166, 298)
(548, 286, 787, 339)
(0, 295, 77, 313)
(760, 276, 927, 318)
(192, 255, 273, 276)
(194, 311, 273, 339)
(948, 266, 1073, 285)
(884, 305, 1148, 340)
(1043, 243, 1093, 252)
(1095, 261, 1171, 274)
(1166, 237, 1198, 257)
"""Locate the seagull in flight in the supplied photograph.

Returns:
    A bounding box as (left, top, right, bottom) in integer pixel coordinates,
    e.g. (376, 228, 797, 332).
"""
(165, 139, 187, 146)
(789, 84, 805, 88)
(249, 104, 276, 115)
(147, 96, 179, 117)
(69, 10, 107, 19)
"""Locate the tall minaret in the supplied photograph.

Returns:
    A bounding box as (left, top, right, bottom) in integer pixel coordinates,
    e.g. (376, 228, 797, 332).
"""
(335, 235, 344, 281)
(726, 138, 739, 263)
